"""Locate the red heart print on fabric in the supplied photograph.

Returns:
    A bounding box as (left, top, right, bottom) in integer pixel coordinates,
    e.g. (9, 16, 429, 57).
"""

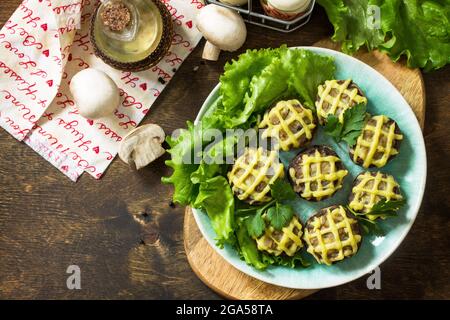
(42, 49, 49, 57)
(46, 80, 53, 87)
(40, 23, 47, 31)
(186, 20, 193, 29)
(140, 83, 147, 91)
(87, 119, 94, 125)
(93, 146, 100, 154)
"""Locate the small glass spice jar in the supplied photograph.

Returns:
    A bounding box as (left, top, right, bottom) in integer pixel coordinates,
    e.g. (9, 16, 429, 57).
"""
(260, 0, 312, 21)
(90, 0, 173, 72)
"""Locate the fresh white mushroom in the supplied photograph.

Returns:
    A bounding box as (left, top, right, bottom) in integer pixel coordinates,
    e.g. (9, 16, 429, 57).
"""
(196, 4, 247, 61)
(219, 0, 248, 6)
(70, 68, 119, 119)
(118, 124, 165, 170)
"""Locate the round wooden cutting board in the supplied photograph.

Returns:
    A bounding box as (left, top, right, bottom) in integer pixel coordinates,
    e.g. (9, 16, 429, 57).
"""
(183, 39, 426, 300)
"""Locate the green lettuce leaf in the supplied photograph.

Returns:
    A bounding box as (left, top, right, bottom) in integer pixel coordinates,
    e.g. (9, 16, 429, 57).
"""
(221, 47, 336, 127)
(190, 136, 237, 185)
(225, 58, 290, 127)
(198, 96, 227, 131)
(202, 134, 237, 166)
(262, 251, 311, 268)
(162, 161, 199, 205)
(317, 0, 386, 53)
(281, 48, 336, 108)
(162, 118, 235, 205)
(377, 0, 450, 71)
(162, 122, 201, 205)
(193, 176, 235, 243)
(220, 48, 280, 114)
(190, 162, 224, 185)
(236, 221, 268, 270)
(317, 0, 450, 71)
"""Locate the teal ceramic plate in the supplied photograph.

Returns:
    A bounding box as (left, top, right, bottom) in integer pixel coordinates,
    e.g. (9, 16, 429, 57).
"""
(192, 47, 427, 289)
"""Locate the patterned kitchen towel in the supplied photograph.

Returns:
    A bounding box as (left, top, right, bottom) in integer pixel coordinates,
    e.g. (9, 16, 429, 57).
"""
(0, 0, 204, 181)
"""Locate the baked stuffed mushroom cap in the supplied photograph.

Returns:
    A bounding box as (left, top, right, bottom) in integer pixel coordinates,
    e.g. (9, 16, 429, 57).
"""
(303, 205, 362, 265)
(350, 115, 403, 168)
(255, 215, 304, 257)
(349, 171, 403, 220)
(228, 147, 284, 204)
(259, 99, 316, 151)
(288, 145, 348, 201)
(315, 79, 367, 125)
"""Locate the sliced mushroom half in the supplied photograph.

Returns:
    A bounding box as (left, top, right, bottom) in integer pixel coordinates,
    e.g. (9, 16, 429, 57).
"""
(118, 124, 165, 170)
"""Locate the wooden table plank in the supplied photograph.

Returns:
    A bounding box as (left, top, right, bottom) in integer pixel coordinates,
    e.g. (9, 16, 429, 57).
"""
(0, 1, 449, 299)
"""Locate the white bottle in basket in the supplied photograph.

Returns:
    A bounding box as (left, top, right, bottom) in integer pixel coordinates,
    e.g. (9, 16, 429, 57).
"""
(219, 0, 249, 6)
(260, 0, 311, 21)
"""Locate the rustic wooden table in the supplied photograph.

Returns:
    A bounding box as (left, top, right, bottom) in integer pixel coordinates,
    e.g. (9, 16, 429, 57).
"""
(0, 1, 449, 300)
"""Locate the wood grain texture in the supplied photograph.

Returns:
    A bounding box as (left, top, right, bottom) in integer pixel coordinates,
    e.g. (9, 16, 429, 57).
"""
(0, 1, 449, 299)
(184, 39, 425, 300)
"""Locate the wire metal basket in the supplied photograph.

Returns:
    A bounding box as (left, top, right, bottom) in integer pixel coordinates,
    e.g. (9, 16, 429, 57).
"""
(204, 0, 316, 33)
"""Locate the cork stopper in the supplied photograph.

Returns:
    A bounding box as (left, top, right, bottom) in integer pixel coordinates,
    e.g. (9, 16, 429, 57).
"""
(100, 1, 131, 32)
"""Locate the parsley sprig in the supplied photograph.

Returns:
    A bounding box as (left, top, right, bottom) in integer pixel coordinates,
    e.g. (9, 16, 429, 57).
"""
(348, 199, 406, 236)
(323, 103, 368, 146)
(241, 179, 297, 238)
(270, 179, 298, 202)
(245, 211, 266, 238)
(367, 198, 406, 217)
